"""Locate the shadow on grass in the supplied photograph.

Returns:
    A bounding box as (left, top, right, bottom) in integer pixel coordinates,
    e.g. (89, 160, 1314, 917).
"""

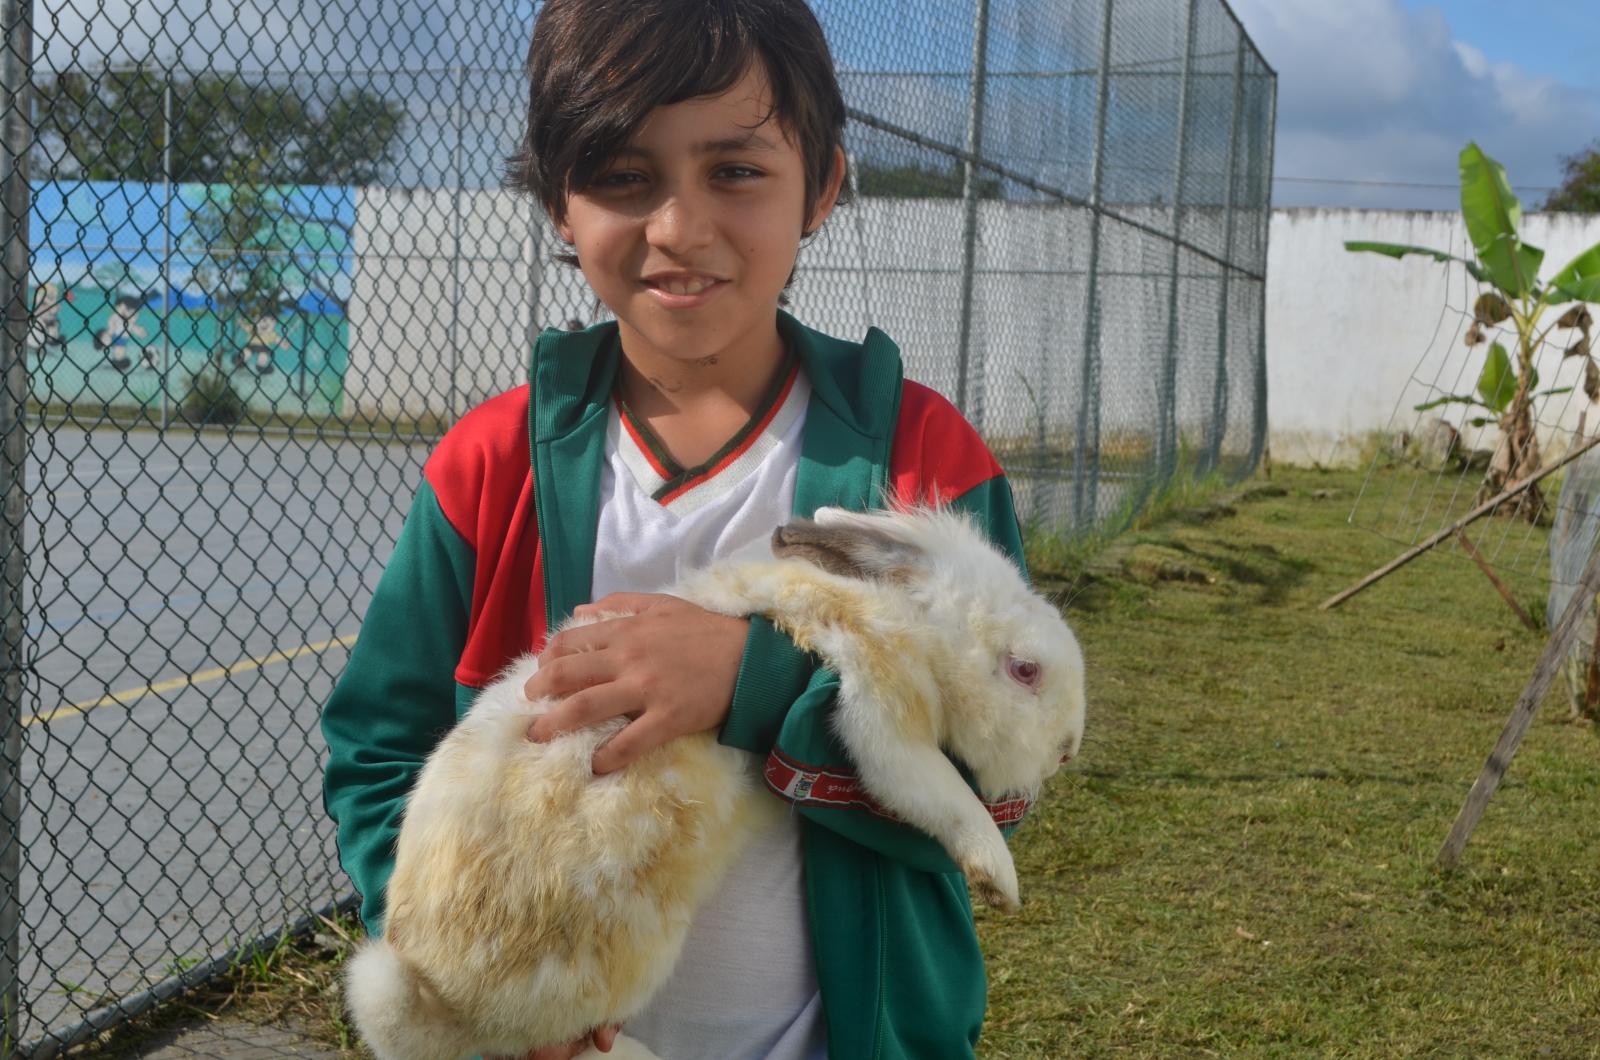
(1075, 766, 1451, 788)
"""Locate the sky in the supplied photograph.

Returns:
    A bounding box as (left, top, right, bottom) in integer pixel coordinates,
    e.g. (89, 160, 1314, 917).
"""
(1228, 0, 1600, 211)
(21, 0, 1600, 212)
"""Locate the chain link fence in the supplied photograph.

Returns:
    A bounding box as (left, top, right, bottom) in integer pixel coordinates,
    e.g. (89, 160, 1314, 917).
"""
(0, 0, 1273, 1051)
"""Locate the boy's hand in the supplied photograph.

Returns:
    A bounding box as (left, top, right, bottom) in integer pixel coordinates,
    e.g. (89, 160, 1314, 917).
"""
(490, 1023, 620, 1059)
(524, 594, 749, 774)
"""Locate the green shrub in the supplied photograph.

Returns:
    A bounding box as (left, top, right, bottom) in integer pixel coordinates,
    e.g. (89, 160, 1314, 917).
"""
(182, 368, 245, 426)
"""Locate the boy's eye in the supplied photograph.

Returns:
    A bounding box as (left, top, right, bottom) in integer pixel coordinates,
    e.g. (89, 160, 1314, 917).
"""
(594, 171, 645, 188)
(716, 165, 763, 181)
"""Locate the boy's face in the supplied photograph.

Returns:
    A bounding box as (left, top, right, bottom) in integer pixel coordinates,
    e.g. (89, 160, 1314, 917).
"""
(557, 63, 843, 367)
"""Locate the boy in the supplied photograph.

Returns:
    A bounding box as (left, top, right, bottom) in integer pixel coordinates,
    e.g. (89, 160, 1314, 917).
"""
(320, 1, 1031, 1057)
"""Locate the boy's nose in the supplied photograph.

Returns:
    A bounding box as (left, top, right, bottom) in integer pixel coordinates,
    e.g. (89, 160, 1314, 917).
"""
(645, 192, 715, 255)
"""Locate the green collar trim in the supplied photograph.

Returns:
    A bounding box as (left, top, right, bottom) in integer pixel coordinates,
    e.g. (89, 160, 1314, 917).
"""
(619, 357, 801, 503)
(528, 313, 900, 442)
(526, 312, 905, 625)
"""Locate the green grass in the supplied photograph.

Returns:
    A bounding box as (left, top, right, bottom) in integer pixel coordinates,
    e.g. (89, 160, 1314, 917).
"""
(980, 465, 1600, 1057)
(65, 912, 362, 1056)
(74, 465, 1600, 1057)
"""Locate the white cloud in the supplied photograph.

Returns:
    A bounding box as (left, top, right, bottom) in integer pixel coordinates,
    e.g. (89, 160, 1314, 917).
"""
(1230, 0, 1600, 210)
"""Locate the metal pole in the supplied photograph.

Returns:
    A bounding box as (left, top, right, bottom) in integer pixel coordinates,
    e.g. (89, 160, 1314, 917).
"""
(1203, 35, 1247, 476)
(1155, 0, 1200, 495)
(1071, 0, 1116, 531)
(952, 0, 991, 426)
(0, 0, 32, 1046)
(845, 149, 876, 331)
(1248, 69, 1278, 473)
(160, 73, 172, 430)
(448, 64, 463, 423)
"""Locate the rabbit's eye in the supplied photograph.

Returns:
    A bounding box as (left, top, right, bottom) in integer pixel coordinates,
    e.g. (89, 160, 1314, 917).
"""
(1006, 655, 1041, 689)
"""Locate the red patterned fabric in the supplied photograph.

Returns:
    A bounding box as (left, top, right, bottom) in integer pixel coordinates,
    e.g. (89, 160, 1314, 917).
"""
(766, 748, 1031, 829)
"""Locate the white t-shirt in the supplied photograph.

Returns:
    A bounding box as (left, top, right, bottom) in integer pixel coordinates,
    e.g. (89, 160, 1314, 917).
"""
(590, 366, 828, 1060)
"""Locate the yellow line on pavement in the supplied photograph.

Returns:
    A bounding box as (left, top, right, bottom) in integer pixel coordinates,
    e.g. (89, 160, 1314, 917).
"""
(28, 633, 359, 727)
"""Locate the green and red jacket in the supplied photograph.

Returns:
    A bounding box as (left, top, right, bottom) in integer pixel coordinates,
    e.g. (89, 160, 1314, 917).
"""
(321, 311, 1029, 1059)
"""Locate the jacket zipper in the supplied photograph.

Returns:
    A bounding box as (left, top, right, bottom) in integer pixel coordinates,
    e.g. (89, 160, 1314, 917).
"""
(874, 865, 888, 1059)
(529, 402, 555, 639)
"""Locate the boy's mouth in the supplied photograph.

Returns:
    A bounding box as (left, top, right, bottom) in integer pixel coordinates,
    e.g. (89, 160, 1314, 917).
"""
(641, 272, 729, 308)
(642, 272, 726, 296)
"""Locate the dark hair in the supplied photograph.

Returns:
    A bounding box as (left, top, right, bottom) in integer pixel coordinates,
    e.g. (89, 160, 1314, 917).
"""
(503, 0, 850, 234)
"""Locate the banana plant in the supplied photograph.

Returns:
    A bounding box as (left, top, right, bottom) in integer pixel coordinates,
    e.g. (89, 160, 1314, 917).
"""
(1346, 142, 1600, 521)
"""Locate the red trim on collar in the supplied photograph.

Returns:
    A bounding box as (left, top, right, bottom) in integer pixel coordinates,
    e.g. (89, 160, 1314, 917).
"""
(657, 364, 800, 506)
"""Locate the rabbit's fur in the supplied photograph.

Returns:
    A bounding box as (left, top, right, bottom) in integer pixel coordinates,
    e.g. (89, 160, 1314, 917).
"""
(345, 506, 1086, 1060)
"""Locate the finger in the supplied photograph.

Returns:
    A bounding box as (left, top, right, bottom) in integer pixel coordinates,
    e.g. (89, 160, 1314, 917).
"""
(573, 592, 672, 620)
(591, 713, 669, 774)
(528, 683, 639, 743)
(593, 1025, 621, 1051)
(522, 651, 618, 704)
(538, 616, 630, 662)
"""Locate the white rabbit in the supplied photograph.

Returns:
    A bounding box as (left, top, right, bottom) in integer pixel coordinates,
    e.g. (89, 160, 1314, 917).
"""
(345, 505, 1086, 1060)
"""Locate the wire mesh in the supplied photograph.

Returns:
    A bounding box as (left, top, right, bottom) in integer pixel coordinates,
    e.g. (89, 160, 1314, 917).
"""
(1350, 240, 1600, 589)
(0, 0, 1274, 1050)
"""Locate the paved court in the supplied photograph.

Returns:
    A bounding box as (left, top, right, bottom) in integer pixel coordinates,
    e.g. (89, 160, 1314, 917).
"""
(19, 425, 430, 1049)
(102, 1016, 341, 1059)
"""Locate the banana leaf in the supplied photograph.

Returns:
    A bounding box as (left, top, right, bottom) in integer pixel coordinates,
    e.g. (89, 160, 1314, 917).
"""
(1344, 242, 1489, 284)
(1460, 143, 1543, 298)
(1546, 241, 1600, 304)
(1477, 342, 1517, 413)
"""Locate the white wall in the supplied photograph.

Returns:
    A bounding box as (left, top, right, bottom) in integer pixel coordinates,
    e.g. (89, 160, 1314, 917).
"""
(1266, 208, 1600, 467)
(344, 192, 1264, 476)
(344, 191, 1600, 473)
(349, 186, 547, 422)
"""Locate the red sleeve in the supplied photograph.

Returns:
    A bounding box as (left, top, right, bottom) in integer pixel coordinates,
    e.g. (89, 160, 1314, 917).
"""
(888, 380, 1004, 506)
(421, 385, 547, 687)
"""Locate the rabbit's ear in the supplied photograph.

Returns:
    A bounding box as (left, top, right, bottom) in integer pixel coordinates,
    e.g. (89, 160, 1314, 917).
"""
(771, 511, 924, 582)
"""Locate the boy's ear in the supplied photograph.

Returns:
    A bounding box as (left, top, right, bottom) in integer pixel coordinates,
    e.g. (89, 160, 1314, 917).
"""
(804, 146, 848, 236)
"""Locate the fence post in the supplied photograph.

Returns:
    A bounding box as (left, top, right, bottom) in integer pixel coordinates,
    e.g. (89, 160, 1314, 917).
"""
(1155, 0, 1200, 496)
(161, 71, 173, 430)
(449, 63, 464, 423)
(1248, 72, 1278, 472)
(1071, 0, 1116, 531)
(1202, 34, 1247, 476)
(953, 0, 991, 428)
(0, 0, 31, 1046)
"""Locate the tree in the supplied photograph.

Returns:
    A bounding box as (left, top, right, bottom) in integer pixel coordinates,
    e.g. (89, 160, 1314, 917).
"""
(1545, 141, 1600, 213)
(855, 161, 1003, 200)
(30, 65, 407, 186)
(185, 144, 351, 373)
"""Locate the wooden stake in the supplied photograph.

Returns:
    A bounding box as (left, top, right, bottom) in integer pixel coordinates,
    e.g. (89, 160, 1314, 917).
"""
(1435, 538, 1600, 870)
(1584, 607, 1600, 717)
(1321, 433, 1600, 611)
(1455, 529, 1538, 632)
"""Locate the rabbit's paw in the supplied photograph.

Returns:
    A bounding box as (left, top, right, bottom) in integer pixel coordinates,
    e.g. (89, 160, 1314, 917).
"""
(954, 831, 1020, 913)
